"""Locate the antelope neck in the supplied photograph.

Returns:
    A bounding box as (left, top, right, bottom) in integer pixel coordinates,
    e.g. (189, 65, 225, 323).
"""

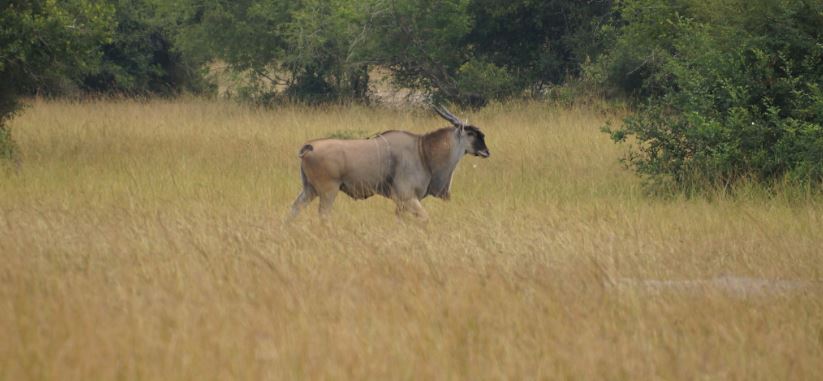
(420, 127, 462, 177)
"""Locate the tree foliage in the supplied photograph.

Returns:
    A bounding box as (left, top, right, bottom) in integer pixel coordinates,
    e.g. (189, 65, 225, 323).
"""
(1, 0, 113, 161)
(81, 0, 212, 95)
(168, 0, 611, 107)
(367, 0, 476, 105)
(172, 0, 373, 104)
(465, 0, 612, 93)
(369, 0, 612, 107)
(597, 0, 823, 189)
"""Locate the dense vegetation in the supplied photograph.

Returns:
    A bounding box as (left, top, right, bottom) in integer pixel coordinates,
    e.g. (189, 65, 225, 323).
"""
(597, 0, 823, 189)
(2, 0, 821, 190)
(1, 0, 111, 163)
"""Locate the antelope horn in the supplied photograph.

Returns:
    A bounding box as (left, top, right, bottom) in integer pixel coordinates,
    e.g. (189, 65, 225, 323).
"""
(433, 105, 466, 127)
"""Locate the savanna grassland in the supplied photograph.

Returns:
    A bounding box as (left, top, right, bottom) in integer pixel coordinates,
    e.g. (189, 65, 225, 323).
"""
(1, 99, 822, 380)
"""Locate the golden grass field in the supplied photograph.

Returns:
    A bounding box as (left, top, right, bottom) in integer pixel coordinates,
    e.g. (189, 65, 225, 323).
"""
(1, 98, 822, 380)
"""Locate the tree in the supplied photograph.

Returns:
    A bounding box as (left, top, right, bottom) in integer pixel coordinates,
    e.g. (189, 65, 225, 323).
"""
(465, 0, 613, 94)
(597, 0, 823, 190)
(81, 0, 212, 95)
(368, 0, 612, 107)
(168, 0, 614, 106)
(367, 0, 476, 104)
(173, 0, 373, 104)
(1, 0, 113, 163)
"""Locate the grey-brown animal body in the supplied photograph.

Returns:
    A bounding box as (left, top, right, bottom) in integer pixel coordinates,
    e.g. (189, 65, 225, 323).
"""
(288, 107, 489, 221)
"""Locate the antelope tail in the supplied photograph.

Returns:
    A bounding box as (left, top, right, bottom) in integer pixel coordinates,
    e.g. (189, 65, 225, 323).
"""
(298, 144, 314, 158)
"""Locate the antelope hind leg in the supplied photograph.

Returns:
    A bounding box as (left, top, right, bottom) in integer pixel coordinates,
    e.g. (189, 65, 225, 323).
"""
(318, 191, 338, 220)
(286, 188, 316, 223)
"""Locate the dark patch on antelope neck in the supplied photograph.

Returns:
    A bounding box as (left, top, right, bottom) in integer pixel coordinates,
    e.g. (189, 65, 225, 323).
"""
(421, 128, 459, 199)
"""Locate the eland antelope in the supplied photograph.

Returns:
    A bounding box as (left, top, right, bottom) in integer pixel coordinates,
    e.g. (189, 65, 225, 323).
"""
(288, 106, 489, 221)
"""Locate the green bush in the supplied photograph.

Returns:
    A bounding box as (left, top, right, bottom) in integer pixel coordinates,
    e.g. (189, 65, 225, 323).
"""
(598, 0, 823, 190)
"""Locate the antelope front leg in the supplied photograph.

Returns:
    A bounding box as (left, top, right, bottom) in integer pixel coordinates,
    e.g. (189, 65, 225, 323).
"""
(408, 199, 429, 222)
(395, 199, 429, 223)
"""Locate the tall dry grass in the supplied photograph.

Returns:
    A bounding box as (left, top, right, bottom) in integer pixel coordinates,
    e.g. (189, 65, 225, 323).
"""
(1, 98, 821, 380)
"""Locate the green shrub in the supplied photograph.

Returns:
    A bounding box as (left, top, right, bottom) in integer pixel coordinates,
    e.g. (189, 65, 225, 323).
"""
(599, 0, 823, 190)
